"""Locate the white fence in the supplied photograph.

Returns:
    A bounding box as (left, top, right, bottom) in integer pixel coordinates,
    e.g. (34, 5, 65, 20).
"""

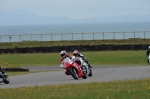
(0, 31, 150, 42)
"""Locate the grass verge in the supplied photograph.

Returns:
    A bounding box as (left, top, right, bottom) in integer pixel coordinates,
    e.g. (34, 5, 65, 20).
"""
(0, 79, 150, 99)
(0, 39, 150, 48)
(0, 50, 148, 68)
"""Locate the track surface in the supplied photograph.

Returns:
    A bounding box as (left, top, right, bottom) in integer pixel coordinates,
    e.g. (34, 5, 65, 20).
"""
(0, 65, 150, 88)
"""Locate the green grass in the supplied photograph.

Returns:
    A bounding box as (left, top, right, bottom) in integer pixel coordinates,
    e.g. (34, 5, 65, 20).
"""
(0, 79, 150, 99)
(0, 50, 147, 68)
(0, 39, 150, 48)
(0, 52, 60, 67)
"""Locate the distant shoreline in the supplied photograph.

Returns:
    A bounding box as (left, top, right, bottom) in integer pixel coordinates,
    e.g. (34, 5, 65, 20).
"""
(0, 22, 150, 35)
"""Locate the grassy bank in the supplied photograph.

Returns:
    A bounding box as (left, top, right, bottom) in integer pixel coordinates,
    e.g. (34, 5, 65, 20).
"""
(0, 50, 147, 68)
(0, 39, 150, 48)
(0, 79, 150, 99)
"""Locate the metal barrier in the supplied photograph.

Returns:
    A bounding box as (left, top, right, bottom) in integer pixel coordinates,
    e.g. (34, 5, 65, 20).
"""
(0, 31, 150, 42)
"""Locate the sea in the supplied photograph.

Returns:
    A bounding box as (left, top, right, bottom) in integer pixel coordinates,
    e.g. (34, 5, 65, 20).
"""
(0, 21, 150, 42)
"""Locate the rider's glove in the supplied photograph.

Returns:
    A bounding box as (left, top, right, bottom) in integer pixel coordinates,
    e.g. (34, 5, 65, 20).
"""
(60, 64, 63, 68)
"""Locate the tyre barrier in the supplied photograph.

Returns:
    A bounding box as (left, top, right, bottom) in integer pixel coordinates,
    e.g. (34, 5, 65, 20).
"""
(0, 44, 150, 54)
(3, 68, 29, 72)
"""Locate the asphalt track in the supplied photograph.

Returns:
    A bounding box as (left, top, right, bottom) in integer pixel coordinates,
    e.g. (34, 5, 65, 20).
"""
(0, 65, 150, 88)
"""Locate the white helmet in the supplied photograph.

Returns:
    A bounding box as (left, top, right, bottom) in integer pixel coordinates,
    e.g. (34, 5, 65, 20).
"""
(73, 50, 79, 56)
(60, 50, 67, 58)
(148, 46, 150, 50)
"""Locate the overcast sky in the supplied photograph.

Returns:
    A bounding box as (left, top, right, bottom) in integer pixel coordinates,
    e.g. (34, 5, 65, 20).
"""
(0, 0, 150, 19)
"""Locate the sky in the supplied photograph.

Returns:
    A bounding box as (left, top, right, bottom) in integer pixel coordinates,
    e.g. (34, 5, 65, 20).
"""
(0, 0, 150, 19)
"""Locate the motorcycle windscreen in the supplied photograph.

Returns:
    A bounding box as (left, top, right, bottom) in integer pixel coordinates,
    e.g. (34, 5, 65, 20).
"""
(62, 57, 73, 69)
(63, 62, 72, 69)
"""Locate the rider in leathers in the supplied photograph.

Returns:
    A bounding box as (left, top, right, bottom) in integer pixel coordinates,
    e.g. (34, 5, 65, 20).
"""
(146, 46, 150, 63)
(0, 67, 5, 74)
(60, 50, 72, 75)
(72, 50, 92, 76)
(0, 67, 5, 82)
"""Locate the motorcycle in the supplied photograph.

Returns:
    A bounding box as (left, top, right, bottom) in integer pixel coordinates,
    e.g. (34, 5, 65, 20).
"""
(60, 57, 87, 80)
(76, 57, 92, 77)
(80, 57, 92, 77)
(0, 71, 10, 84)
(73, 56, 92, 78)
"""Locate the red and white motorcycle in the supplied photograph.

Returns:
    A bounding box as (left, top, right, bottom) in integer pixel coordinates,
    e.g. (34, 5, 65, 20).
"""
(60, 57, 87, 80)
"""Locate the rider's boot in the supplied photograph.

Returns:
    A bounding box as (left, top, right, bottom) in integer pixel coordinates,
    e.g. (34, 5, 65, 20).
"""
(88, 68, 92, 77)
(85, 62, 92, 77)
(88, 64, 92, 77)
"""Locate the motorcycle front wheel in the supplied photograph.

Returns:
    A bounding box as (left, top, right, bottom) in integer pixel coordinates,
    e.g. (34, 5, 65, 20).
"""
(68, 67, 78, 80)
(3, 77, 10, 84)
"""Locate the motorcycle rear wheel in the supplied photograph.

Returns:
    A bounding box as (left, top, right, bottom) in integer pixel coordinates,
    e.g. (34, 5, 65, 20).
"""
(81, 66, 87, 79)
(88, 68, 93, 77)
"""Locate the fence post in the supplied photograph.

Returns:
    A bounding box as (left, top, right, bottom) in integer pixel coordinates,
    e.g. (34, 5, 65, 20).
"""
(61, 33, 63, 41)
(93, 32, 94, 40)
(113, 32, 115, 40)
(144, 31, 146, 39)
(20, 35, 21, 41)
(123, 32, 125, 39)
(30, 34, 32, 41)
(41, 34, 42, 41)
(72, 33, 73, 40)
(82, 33, 83, 40)
(51, 34, 53, 41)
(9, 36, 11, 42)
(103, 32, 104, 40)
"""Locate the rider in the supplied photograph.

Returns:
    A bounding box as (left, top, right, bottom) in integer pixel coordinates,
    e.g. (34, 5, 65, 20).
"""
(60, 50, 72, 75)
(0, 67, 5, 82)
(72, 50, 92, 76)
(146, 46, 150, 63)
(0, 67, 5, 74)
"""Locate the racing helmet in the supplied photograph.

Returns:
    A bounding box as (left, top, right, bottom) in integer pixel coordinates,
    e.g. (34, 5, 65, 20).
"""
(73, 50, 79, 56)
(60, 50, 67, 58)
(149, 46, 150, 50)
